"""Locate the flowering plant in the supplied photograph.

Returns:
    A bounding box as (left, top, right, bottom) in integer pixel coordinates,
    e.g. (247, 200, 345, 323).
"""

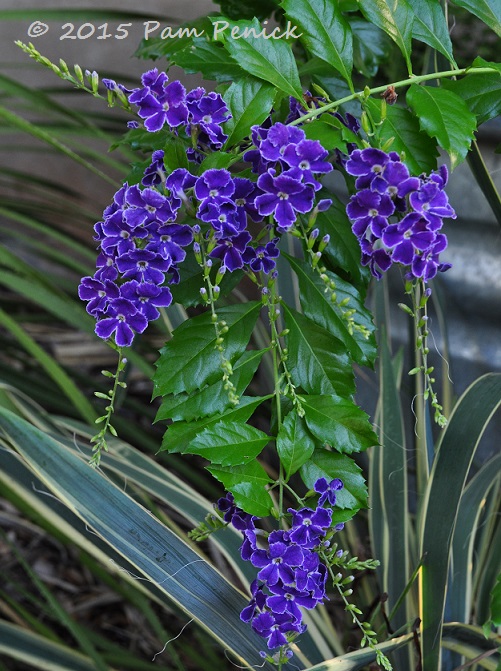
(5, 1, 501, 670)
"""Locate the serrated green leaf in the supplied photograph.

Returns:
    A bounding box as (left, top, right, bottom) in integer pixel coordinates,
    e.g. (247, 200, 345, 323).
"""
(407, 84, 477, 169)
(187, 421, 270, 466)
(349, 17, 392, 78)
(300, 448, 368, 511)
(365, 98, 439, 174)
(302, 395, 378, 454)
(443, 71, 501, 126)
(207, 461, 274, 516)
(153, 302, 261, 397)
(163, 135, 189, 172)
(283, 305, 355, 398)
(280, 0, 354, 90)
(160, 396, 272, 454)
(156, 349, 266, 422)
(408, 0, 456, 64)
(172, 38, 244, 83)
(198, 151, 237, 171)
(450, 0, 501, 37)
(357, 0, 413, 73)
(223, 77, 276, 148)
(284, 254, 376, 367)
(212, 17, 303, 99)
(277, 410, 316, 479)
(302, 121, 347, 153)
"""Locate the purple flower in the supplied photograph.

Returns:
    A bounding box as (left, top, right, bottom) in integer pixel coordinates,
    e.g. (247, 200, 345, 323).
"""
(210, 231, 252, 272)
(95, 297, 148, 347)
(166, 168, 196, 210)
(256, 169, 315, 230)
(243, 239, 280, 274)
(382, 213, 436, 265)
(251, 540, 304, 587)
(195, 169, 235, 203)
(100, 216, 147, 257)
(346, 189, 395, 239)
(116, 248, 171, 284)
(78, 277, 119, 317)
(283, 139, 332, 189)
(314, 478, 344, 507)
(259, 123, 305, 163)
(411, 233, 449, 280)
(120, 280, 172, 321)
(345, 148, 399, 190)
(125, 185, 175, 228)
(148, 223, 193, 263)
(287, 506, 332, 549)
(186, 88, 231, 148)
(251, 611, 302, 649)
(409, 179, 456, 231)
(128, 69, 188, 132)
(142, 149, 166, 187)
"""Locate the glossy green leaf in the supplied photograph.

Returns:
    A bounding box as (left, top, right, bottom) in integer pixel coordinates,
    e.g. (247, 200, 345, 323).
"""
(172, 38, 244, 83)
(277, 410, 316, 479)
(283, 305, 355, 398)
(156, 349, 266, 422)
(223, 76, 276, 148)
(0, 407, 277, 669)
(160, 396, 271, 453)
(212, 17, 303, 99)
(349, 17, 392, 78)
(300, 448, 368, 511)
(408, 0, 456, 64)
(162, 135, 189, 172)
(450, 0, 501, 37)
(215, 0, 278, 20)
(285, 254, 376, 366)
(153, 301, 261, 396)
(187, 420, 270, 466)
(357, 0, 413, 73)
(207, 461, 274, 516)
(407, 84, 477, 169)
(365, 98, 439, 174)
(301, 121, 347, 153)
(302, 395, 379, 455)
(419, 373, 501, 671)
(443, 69, 501, 126)
(280, 0, 354, 90)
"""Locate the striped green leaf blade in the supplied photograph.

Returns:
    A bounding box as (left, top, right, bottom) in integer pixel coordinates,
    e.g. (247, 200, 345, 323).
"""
(0, 620, 112, 671)
(0, 407, 280, 670)
(301, 633, 413, 670)
(419, 373, 501, 671)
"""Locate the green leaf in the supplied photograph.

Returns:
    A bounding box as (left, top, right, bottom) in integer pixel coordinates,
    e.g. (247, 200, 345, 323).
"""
(223, 76, 276, 148)
(212, 17, 303, 99)
(490, 574, 501, 627)
(153, 302, 261, 397)
(408, 0, 456, 64)
(284, 254, 376, 367)
(160, 396, 272, 454)
(407, 84, 477, 169)
(300, 448, 368, 511)
(214, 0, 278, 20)
(302, 395, 378, 455)
(301, 121, 347, 153)
(277, 410, 316, 479)
(357, 0, 413, 73)
(282, 305, 355, 398)
(419, 373, 501, 671)
(186, 421, 270, 466)
(162, 135, 189, 172)
(450, 0, 501, 37)
(156, 349, 266, 422)
(442, 70, 501, 126)
(207, 461, 274, 516)
(134, 16, 215, 60)
(169, 252, 243, 308)
(172, 38, 245, 83)
(365, 98, 439, 174)
(0, 407, 277, 668)
(349, 17, 392, 78)
(280, 0, 354, 90)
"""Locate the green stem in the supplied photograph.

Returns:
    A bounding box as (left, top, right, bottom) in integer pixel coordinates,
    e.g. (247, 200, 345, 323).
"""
(288, 67, 498, 126)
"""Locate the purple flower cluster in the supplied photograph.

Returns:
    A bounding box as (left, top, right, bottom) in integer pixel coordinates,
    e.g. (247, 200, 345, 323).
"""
(79, 181, 193, 347)
(346, 149, 456, 280)
(127, 68, 231, 162)
(244, 122, 333, 231)
(218, 478, 344, 655)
